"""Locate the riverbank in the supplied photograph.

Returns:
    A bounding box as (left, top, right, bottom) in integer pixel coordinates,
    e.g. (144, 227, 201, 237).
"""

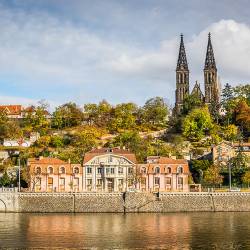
(1, 192, 250, 213)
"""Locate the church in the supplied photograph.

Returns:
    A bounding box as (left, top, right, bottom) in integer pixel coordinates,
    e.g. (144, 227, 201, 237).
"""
(175, 33, 220, 113)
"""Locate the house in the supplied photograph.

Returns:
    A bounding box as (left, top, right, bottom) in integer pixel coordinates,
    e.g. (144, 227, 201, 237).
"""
(137, 156, 190, 192)
(83, 148, 137, 192)
(0, 105, 22, 119)
(212, 141, 250, 166)
(28, 157, 81, 192)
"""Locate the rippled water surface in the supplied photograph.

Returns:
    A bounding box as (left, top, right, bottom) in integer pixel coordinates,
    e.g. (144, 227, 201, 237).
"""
(0, 212, 250, 249)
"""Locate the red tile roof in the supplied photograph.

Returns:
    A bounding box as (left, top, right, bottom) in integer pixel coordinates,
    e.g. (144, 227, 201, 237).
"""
(147, 156, 187, 164)
(0, 105, 22, 115)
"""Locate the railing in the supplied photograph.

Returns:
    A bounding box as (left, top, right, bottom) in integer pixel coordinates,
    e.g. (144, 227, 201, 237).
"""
(0, 187, 18, 192)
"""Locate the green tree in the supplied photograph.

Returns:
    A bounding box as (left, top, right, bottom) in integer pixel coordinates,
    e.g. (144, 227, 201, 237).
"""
(108, 103, 137, 132)
(52, 102, 83, 128)
(182, 93, 203, 115)
(0, 171, 11, 187)
(50, 135, 64, 148)
(182, 107, 213, 141)
(142, 97, 168, 129)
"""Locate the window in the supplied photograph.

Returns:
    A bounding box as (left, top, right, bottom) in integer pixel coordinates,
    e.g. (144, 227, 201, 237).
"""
(36, 167, 41, 174)
(87, 167, 92, 174)
(60, 178, 65, 185)
(111, 168, 115, 174)
(155, 167, 160, 174)
(166, 167, 171, 174)
(87, 179, 92, 185)
(165, 177, 171, 185)
(128, 167, 133, 174)
(60, 167, 65, 174)
(118, 179, 123, 185)
(141, 178, 146, 185)
(118, 167, 123, 174)
(74, 167, 79, 174)
(177, 166, 183, 174)
(178, 177, 183, 185)
(106, 168, 110, 174)
(97, 167, 102, 174)
(48, 167, 53, 174)
(48, 177, 53, 185)
(154, 177, 160, 185)
(74, 178, 79, 186)
(36, 177, 41, 185)
(97, 179, 103, 185)
(141, 167, 146, 174)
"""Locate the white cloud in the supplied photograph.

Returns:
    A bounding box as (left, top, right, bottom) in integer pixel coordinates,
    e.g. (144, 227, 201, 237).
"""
(0, 3, 249, 105)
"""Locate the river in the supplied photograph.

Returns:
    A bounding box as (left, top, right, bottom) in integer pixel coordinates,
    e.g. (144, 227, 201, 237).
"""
(0, 212, 250, 249)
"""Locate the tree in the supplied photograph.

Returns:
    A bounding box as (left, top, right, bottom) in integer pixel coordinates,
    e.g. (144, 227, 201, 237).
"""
(84, 100, 112, 127)
(242, 171, 250, 187)
(108, 103, 137, 132)
(50, 135, 64, 148)
(235, 100, 250, 138)
(182, 107, 213, 141)
(24, 101, 50, 135)
(203, 164, 223, 186)
(223, 124, 238, 141)
(142, 97, 168, 129)
(0, 171, 11, 187)
(52, 102, 83, 128)
(182, 93, 203, 115)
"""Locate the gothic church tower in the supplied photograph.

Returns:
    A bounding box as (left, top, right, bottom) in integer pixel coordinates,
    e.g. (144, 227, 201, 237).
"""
(204, 33, 219, 104)
(175, 34, 189, 112)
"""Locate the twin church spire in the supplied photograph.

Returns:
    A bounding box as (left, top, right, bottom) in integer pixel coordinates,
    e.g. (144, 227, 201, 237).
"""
(175, 33, 219, 112)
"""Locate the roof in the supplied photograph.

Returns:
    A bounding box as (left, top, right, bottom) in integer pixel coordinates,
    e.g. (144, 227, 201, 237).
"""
(0, 105, 22, 115)
(147, 156, 188, 164)
(28, 157, 68, 165)
(83, 148, 137, 164)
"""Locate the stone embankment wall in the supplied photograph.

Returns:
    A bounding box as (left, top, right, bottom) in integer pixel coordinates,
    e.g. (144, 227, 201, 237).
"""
(1, 192, 250, 213)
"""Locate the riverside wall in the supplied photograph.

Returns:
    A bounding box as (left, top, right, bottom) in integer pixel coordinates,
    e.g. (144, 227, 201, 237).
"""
(1, 192, 250, 213)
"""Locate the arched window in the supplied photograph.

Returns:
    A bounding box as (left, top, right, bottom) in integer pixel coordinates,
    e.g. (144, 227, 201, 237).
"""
(177, 166, 183, 174)
(74, 167, 80, 174)
(60, 167, 65, 174)
(48, 167, 53, 174)
(141, 167, 146, 174)
(36, 167, 41, 174)
(166, 167, 171, 174)
(155, 167, 160, 174)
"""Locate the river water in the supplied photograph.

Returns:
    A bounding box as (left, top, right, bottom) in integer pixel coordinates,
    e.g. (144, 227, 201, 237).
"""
(0, 212, 250, 249)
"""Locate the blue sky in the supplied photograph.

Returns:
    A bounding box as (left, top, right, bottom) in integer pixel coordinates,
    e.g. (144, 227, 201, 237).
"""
(0, 0, 250, 108)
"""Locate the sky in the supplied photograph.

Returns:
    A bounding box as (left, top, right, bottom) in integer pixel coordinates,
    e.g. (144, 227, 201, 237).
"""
(0, 0, 250, 109)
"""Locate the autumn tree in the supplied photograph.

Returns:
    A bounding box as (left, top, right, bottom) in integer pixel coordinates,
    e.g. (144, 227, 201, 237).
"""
(203, 164, 223, 186)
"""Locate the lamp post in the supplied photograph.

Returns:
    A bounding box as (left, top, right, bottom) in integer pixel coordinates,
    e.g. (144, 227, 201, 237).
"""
(228, 162, 232, 191)
(18, 158, 21, 192)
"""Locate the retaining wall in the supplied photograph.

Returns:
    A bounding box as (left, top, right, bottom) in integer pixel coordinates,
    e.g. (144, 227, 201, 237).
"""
(1, 192, 250, 213)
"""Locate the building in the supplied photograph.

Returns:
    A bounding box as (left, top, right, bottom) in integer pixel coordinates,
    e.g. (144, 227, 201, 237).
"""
(83, 148, 137, 192)
(28, 157, 82, 192)
(137, 156, 190, 192)
(0, 105, 23, 119)
(175, 33, 220, 113)
(212, 141, 250, 166)
(3, 132, 40, 147)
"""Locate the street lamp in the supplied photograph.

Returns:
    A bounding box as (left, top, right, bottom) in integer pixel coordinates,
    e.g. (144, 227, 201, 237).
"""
(228, 162, 232, 191)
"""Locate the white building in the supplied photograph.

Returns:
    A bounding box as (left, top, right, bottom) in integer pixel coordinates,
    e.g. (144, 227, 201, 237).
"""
(83, 148, 137, 192)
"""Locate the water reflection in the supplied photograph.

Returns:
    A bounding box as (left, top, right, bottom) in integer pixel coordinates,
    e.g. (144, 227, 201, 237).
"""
(0, 213, 250, 249)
